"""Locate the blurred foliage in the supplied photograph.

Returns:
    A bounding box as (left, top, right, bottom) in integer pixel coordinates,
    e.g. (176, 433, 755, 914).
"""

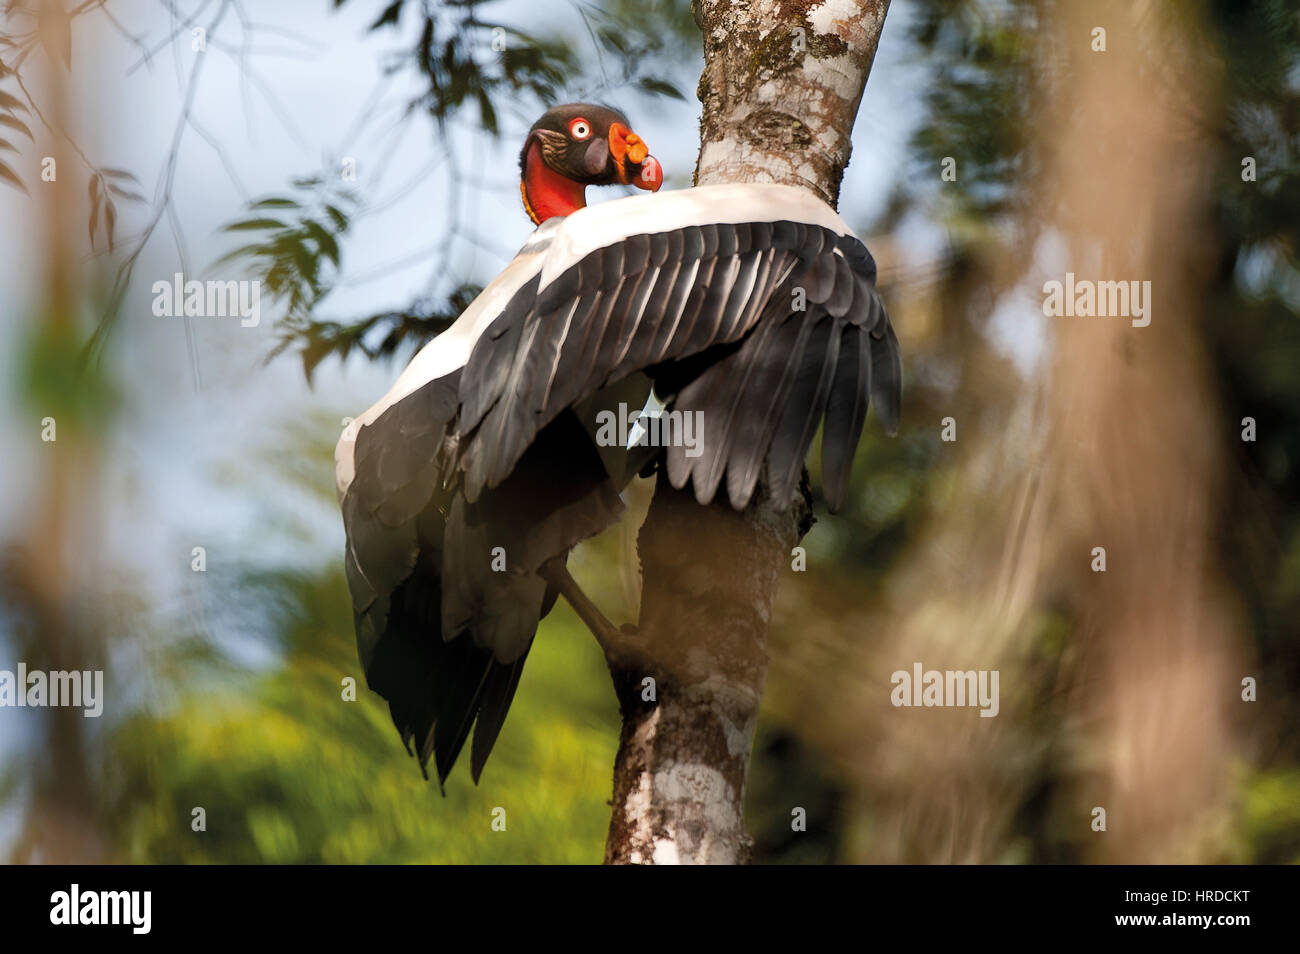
(9, 0, 1293, 864)
(103, 562, 621, 864)
(86, 168, 145, 253)
(906, 0, 1040, 222)
(1241, 768, 1300, 864)
(260, 0, 697, 373)
(0, 57, 34, 195)
(275, 286, 479, 384)
(216, 178, 357, 337)
(361, 0, 579, 136)
(217, 176, 480, 381)
(338, 0, 692, 134)
(18, 319, 120, 436)
(1199, 0, 1300, 848)
(751, 0, 1300, 863)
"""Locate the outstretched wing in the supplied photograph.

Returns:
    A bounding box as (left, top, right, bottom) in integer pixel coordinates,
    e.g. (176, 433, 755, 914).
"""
(337, 183, 903, 786)
(456, 219, 900, 511)
(664, 233, 899, 511)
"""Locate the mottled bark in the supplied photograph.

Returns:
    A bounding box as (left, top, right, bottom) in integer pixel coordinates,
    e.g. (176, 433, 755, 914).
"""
(694, 0, 890, 205)
(603, 0, 891, 865)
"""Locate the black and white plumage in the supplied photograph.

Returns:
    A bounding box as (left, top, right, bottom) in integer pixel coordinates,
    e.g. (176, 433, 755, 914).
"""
(336, 112, 901, 786)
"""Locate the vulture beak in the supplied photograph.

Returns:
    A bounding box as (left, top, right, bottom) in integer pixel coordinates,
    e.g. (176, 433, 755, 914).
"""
(608, 122, 663, 192)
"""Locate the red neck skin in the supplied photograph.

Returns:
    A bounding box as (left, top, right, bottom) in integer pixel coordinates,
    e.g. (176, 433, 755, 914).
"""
(521, 141, 587, 224)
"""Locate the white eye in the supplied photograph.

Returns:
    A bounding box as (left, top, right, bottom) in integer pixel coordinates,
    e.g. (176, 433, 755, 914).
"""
(569, 118, 592, 140)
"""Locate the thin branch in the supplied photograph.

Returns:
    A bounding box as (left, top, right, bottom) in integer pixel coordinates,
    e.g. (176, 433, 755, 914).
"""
(209, 44, 308, 147)
(126, 0, 214, 75)
(359, 153, 446, 217)
(98, 1, 156, 66)
(241, 21, 324, 50)
(186, 114, 251, 200)
(228, 0, 254, 142)
(165, 191, 202, 389)
(83, 0, 234, 368)
(339, 239, 445, 286)
(12, 70, 96, 173)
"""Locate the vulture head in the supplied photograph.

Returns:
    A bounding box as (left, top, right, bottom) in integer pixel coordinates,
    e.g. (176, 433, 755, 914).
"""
(519, 103, 662, 224)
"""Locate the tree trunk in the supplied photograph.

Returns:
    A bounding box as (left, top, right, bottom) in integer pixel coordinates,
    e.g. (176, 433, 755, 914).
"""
(602, 0, 891, 865)
(7, 0, 108, 864)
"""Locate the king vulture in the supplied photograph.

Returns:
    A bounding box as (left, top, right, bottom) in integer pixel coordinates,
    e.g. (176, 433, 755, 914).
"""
(336, 103, 901, 786)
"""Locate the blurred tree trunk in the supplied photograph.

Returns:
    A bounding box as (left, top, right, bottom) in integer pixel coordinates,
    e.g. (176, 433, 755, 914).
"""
(602, 0, 891, 865)
(1041, 0, 1241, 864)
(799, 0, 1244, 864)
(7, 0, 107, 864)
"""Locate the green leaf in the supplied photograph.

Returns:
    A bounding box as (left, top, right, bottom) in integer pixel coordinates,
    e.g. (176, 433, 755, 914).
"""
(0, 160, 27, 195)
(369, 1, 404, 31)
(291, 241, 320, 289)
(324, 204, 349, 232)
(0, 113, 32, 139)
(223, 218, 289, 232)
(597, 26, 629, 56)
(107, 183, 146, 202)
(476, 88, 498, 137)
(211, 245, 262, 270)
(106, 200, 116, 251)
(304, 221, 340, 267)
(250, 197, 301, 210)
(0, 90, 28, 112)
(637, 77, 685, 100)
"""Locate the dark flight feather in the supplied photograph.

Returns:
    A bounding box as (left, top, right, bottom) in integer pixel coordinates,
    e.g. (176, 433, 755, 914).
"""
(821, 326, 872, 512)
